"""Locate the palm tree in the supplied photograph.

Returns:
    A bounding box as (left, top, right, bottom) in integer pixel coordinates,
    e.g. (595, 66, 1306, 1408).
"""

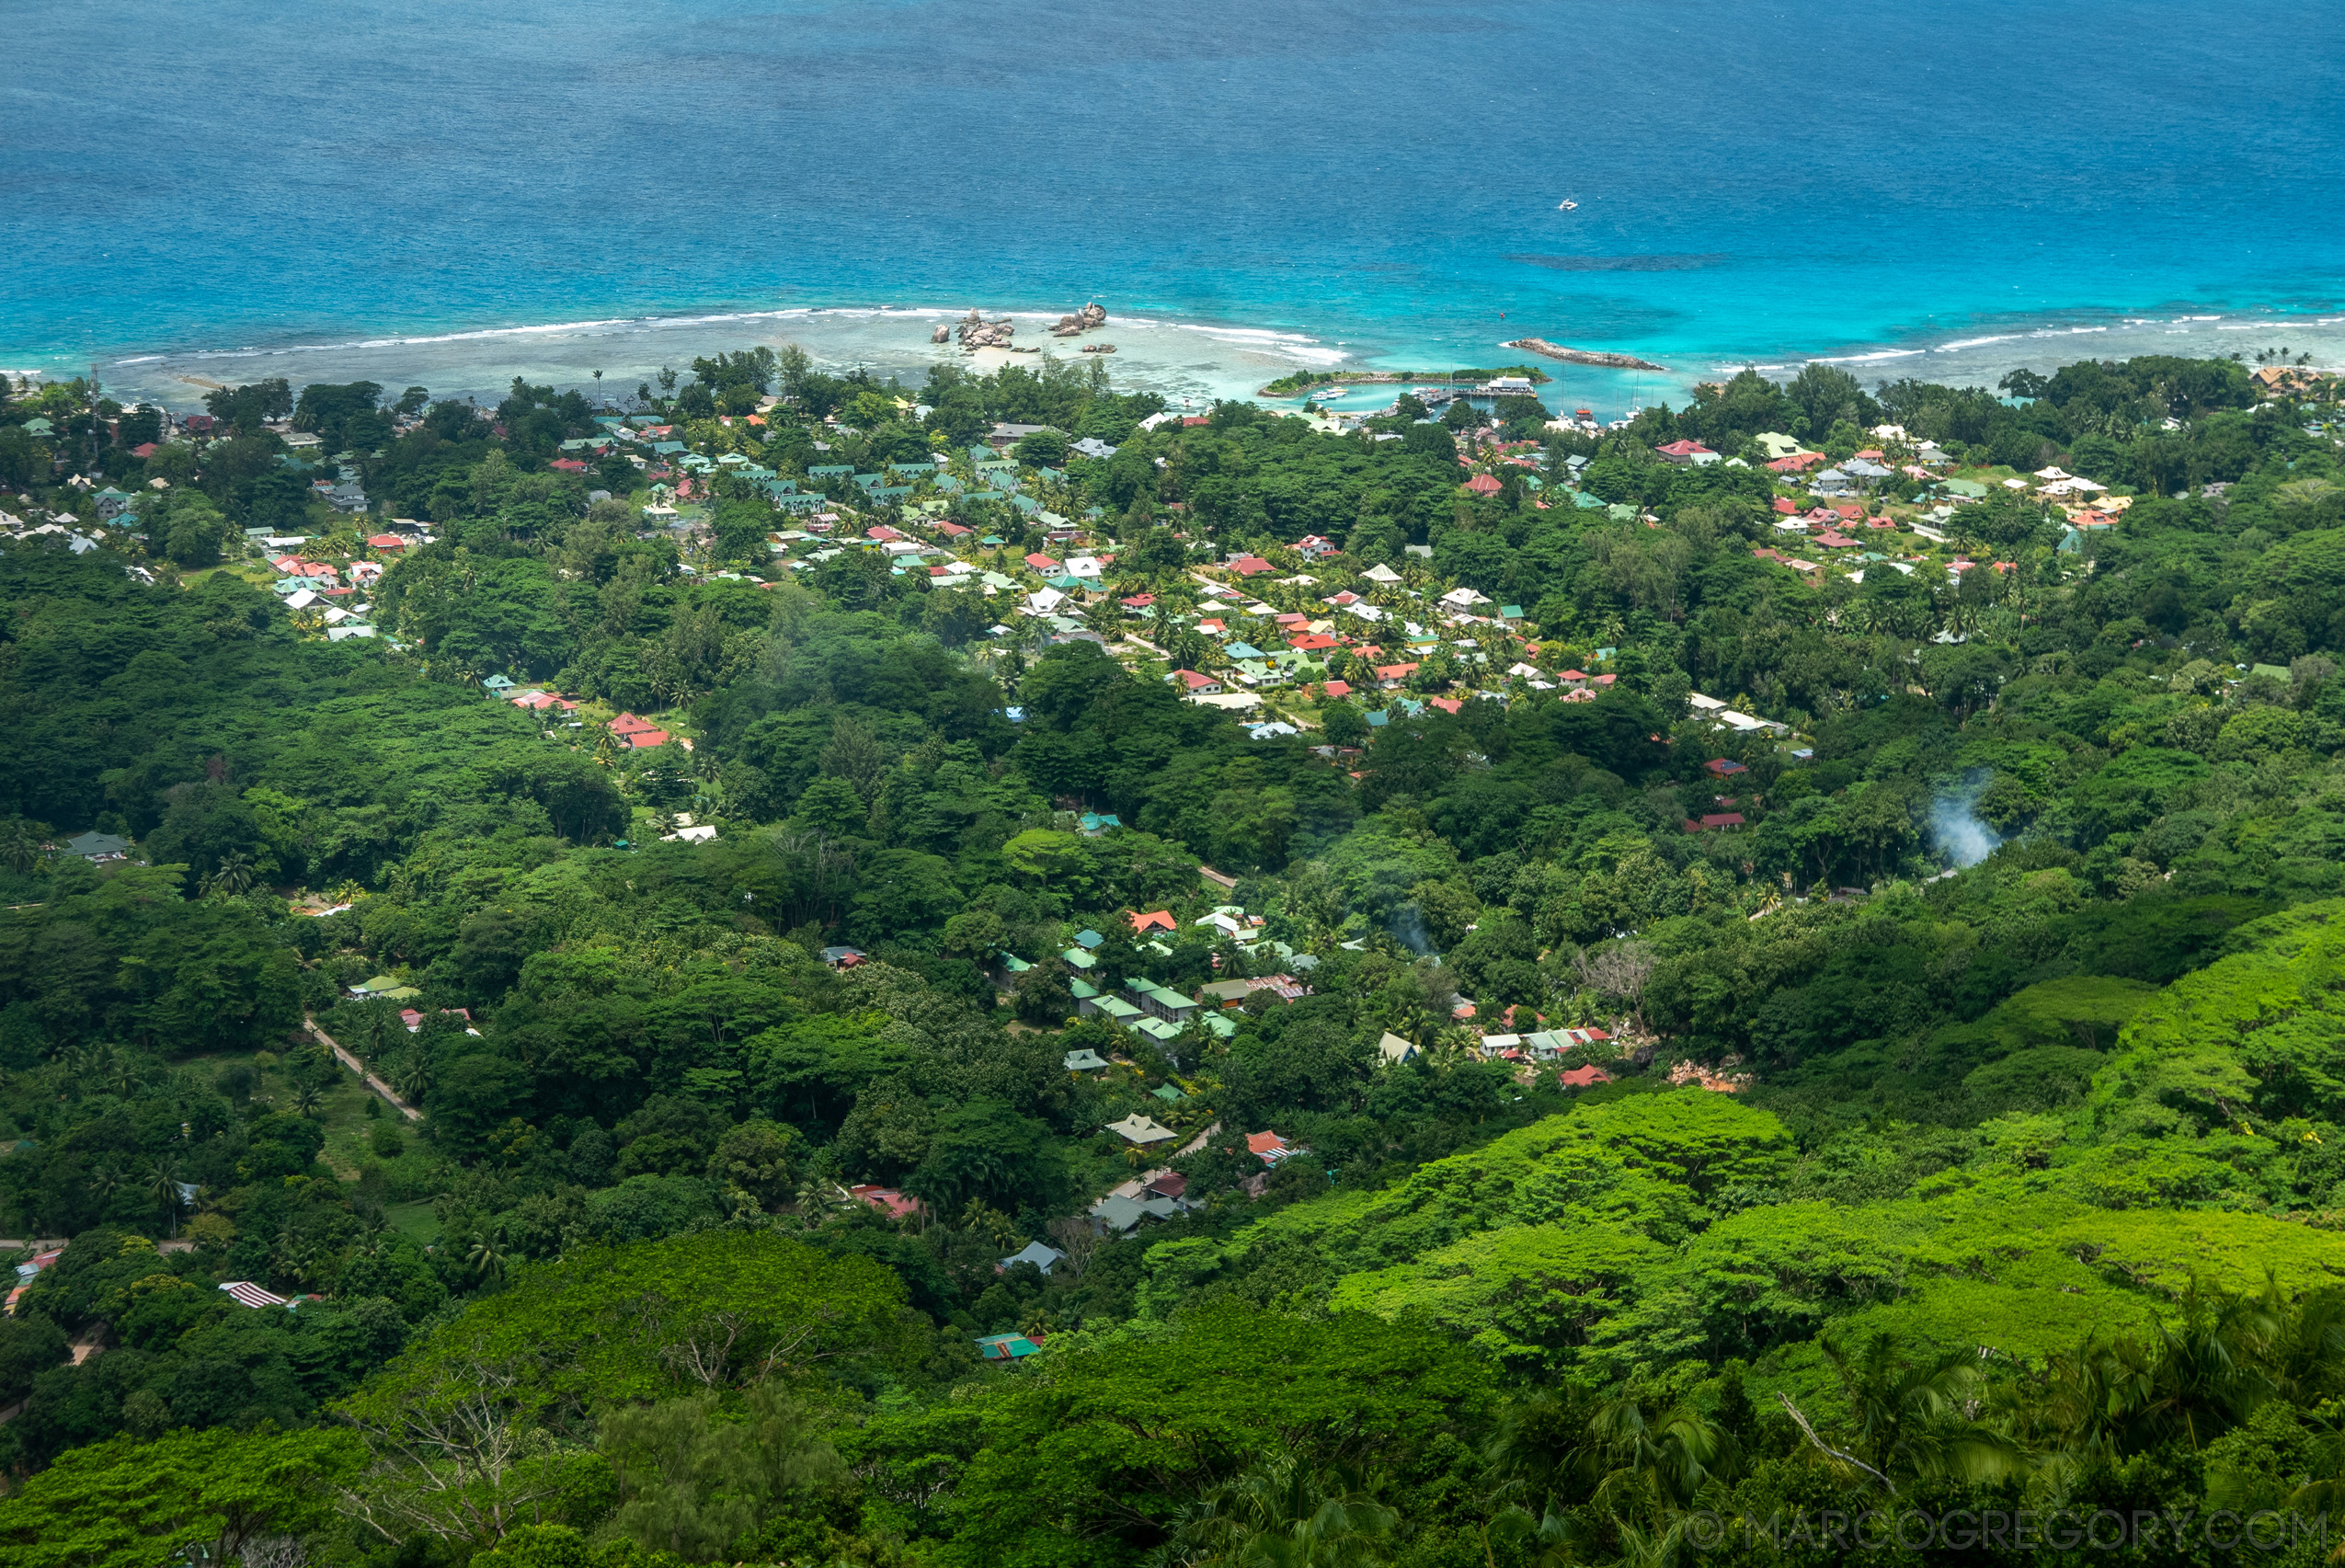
(88, 1159, 126, 1212)
(272, 1231, 324, 1290)
(1165, 624, 1210, 674)
(292, 1081, 326, 1118)
(791, 1176, 847, 1227)
(0, 818, 44, 876)
(1477, 1505, 1576, 1568)
(146, 1156, 185, 1238)
(1484, 1387, 1603, 1506)
(72, 1042, 139, 1100)
(2108, 1283, 2276, 1452)
(1579, 1398, 1738, 1531)
(393, 1054, 433, 1104)
(202, 850, 256, 898)
(1154, 1452, 1398, 1568)
(466, 1222, 510, 1282)
(1386, 994, 1438, 1053)
(1082, 595, 1126, 642)
(1790, 1331, 2024, 1493)
(2247, 1276, 2345, 1407)
(959, 1199, 1019, 1250)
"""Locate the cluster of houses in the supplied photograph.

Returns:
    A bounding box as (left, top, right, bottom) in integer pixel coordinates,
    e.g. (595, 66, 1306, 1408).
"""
(689, 415, 1585, 711)
(1734, 425, 2170, 587)
(475, 675, 682, 752)
(0, 505, 112, 557)
(994, 907, 1319, 1050)
(1153, 558, 1557, 712)
(246, 524, 437, 641)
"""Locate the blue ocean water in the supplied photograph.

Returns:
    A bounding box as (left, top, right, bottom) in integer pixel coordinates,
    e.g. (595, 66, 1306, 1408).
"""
(5, 0, 2343, 402)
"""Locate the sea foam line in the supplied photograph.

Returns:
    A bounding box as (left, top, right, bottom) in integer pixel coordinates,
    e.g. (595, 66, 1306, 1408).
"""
(106, 301, 1354, 370)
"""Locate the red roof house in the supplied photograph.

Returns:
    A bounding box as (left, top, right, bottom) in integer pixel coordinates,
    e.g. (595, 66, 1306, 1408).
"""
(844, 1184, 922, 1220)
(1246, 1131, 1295, 1163)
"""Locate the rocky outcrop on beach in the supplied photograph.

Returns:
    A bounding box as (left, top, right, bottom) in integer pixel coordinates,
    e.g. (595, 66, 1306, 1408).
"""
(954, 309, 1017, 349)
(1504, 338, 1670, 372)
(938, 303, 1105, 349)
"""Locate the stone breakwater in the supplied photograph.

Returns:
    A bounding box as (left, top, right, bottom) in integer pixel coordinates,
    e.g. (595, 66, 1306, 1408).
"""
(1504, 338, 1670, 372)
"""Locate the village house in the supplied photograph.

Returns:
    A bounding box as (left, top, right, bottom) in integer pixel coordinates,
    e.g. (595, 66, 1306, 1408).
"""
(1654, 439, 1721, 467)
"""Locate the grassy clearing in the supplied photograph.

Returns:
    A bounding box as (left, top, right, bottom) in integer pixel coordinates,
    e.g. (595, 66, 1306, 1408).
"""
(177, 1043, 452, 1204)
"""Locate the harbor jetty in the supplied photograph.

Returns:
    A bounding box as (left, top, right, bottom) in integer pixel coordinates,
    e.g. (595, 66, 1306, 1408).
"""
(1504, 338, 1670, 372)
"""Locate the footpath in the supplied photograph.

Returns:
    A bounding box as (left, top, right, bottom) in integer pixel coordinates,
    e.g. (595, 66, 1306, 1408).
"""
(304, 1016, 423, 1122)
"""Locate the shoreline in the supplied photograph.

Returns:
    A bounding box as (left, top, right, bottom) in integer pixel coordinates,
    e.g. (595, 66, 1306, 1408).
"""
(12, 295, 2345, 421)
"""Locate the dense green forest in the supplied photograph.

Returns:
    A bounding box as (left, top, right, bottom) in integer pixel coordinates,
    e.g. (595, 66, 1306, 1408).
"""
(1, 347, 2344, 1566)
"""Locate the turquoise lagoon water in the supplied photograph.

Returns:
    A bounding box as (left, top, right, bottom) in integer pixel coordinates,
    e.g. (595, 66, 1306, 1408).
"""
(4, 0, 2343, 412)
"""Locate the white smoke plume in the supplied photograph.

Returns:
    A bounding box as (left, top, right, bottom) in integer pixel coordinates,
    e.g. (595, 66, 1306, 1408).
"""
(1930, 771, 2004, 869)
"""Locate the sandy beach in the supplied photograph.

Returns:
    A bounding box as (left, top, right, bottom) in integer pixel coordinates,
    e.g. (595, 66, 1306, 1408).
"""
(65, 303, 1366, 418)
(29, 302, 2345, 423)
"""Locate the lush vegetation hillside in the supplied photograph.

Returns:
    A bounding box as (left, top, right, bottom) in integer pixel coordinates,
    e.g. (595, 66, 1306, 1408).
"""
(0, 349, 2343, 1566)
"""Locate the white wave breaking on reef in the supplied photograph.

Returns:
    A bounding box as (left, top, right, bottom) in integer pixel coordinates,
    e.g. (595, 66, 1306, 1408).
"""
(81, 298, 1364, 410)
(52, 294, 2345, 419)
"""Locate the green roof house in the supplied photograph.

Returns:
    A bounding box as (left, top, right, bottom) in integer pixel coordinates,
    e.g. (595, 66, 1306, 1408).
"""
(976, 1333, 1042, 1361)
